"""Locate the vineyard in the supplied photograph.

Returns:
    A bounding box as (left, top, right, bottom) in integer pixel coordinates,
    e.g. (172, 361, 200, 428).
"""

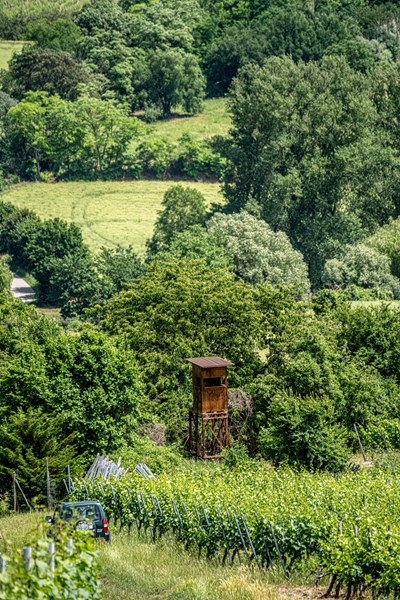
(73, 464, 400, 599)
(0, 531, 100, 599)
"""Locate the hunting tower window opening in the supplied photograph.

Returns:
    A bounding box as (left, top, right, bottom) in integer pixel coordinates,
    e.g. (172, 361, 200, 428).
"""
(203, 377, 225, 387)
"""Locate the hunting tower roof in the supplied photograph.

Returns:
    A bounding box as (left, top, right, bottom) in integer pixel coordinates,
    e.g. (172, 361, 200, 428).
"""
(186, 356, 235, 368)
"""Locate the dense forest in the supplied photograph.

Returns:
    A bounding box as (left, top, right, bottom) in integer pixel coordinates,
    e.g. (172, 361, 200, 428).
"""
(2, 0, 400, 507)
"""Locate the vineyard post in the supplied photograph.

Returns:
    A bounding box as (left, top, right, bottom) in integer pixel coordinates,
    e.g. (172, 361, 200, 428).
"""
(15, 478, 31, 511)
(353, 424, 367, 462)
(46, 457, 51, 511)
(12, 472, 17, 513)
(48, 542, 55, 574)
(0, 553, 6, 575)
(269, 522, 288, 578)
(23, 547, 32, 570)
(233, 513, 251, 563)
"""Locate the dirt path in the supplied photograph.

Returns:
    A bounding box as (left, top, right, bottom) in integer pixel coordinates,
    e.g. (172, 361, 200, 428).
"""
(10, 274, 35, 303)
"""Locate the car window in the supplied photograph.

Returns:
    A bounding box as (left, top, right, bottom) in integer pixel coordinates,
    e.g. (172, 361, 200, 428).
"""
(61, 504, 101, 520)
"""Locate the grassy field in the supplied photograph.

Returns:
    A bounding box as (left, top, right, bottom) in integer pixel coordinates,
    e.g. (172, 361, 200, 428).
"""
(150, 98, 231, 143)
(0, 40, 25, 69)
(0, 513, 285, 600)
(2, 180, 223, 254)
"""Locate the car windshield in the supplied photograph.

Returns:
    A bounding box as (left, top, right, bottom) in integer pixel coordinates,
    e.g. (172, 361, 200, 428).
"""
(61, 504, 101, 521)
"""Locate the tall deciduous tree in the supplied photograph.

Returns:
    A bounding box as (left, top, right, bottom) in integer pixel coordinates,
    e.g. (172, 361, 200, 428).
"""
(147, 185, 208, 254)
(208, 211, 310, 290)
(222, 56, 400, 283)
(146, 48, 205, 116)
(6, 47, 90, 100)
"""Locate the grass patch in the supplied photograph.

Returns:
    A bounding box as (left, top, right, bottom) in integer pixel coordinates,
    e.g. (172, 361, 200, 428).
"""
(2, 180, 223, 254)
(149, 98, 231, 144)
(0, 513, 284, 600)
(350, 300, 400, 309)
(0, 40, 26, 69)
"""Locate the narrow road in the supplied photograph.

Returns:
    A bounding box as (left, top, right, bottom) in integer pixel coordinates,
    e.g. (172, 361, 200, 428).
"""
(10, 274, 36, 303)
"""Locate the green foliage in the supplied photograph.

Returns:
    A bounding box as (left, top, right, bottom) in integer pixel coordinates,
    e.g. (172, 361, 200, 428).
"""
(95, 258, 262, 435)
(222, 55, 400, 283)
(146, 48, 205, 116)
(5, 47, 90, 100)
(5, 92, 142, 180)
(0, 299, 146, 456)
(147, 185, 208, 254)
(0, 532, 101, 599)
(360, 419, 400, 450)
(48, 251, 113, 317)
(0, 259, 12, 294)
(323, 243, 400, 298)
(26, 18, 82, 54)
(134, 134, 225, 180)
(161, 224, 232, 270)
(97, 245, 145, 292)
(258, 392, 350, 471)
(207, 211, 310, 290)
(0, 408, 79, 503)
(366, 217, 400, 277)
(75, 463, 400, 597)
(0, 1, 86, 40)
(117, 433, 183, 474)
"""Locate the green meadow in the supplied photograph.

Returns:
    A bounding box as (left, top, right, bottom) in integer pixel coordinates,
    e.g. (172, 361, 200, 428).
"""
(150, 98, 231, 143)
(0, 40, 25, 69)
(2, 180, 223, 254)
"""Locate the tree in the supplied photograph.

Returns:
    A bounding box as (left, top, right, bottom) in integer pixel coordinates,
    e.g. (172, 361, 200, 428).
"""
(0, 409, 79, 504)
(222, 56, 400, 283)
(322, 244, 400, 298)
(95, 259, 262, 435)
(161, 224, 232, 270)
(71, 95, 142, 178)
(146, 48, 205, 116)
(15, 218, 89, 302)
(48, 251, 114, 318)
(6, 48, 90, 100)
(208, 211, 310, 290)
(26, 19, 82, 55)
(366, 217, 400, 278)
(97, 246, 145, 292)
(258, 392, 350, 471)
(0, 299, 146, 455)
(129, 0, 204, 51)
(147, 185, 208, 254)
(5, 92, 142, 180)
(5, 94, 48, 179)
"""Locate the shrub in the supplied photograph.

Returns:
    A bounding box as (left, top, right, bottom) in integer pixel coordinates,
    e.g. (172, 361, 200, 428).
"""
(322, 244, 400, 298)
(208, 211, 310, 291)
(258, 392, 350, 471)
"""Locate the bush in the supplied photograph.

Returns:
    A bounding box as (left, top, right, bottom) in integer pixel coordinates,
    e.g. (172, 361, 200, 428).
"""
(172, 133, 226, 179)
(135, 137, 175, 178)
(208, 211, 310, 291)
(0, 259, 12, 295)
(323, 244, 400, 298)
(147, 185, 208, 254)
(258, 392, 350, 471)
(359, 419, 400, 450)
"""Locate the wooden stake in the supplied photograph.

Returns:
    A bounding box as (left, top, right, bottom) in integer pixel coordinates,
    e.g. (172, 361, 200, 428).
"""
(46, 457, 51, 511)
(12, 473, 17, 513)
(354, 424, 367, 462)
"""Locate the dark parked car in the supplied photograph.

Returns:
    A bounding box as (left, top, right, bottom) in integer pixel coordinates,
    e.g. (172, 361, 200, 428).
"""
(46, 500, 111, 543)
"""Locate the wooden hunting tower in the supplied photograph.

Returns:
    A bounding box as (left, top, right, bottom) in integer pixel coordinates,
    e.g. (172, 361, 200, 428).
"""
(186, 356, 234, 459)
